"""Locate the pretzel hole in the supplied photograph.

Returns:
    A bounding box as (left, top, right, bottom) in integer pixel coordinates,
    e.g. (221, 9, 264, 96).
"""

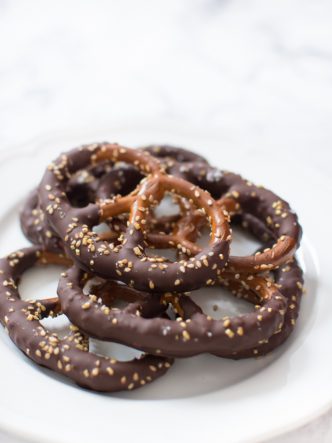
(83, 278, 152, 313)
(92, 220, 126, 243)
(89, 338, 144, 362)
(66, 182, 96, 208)
(154, 195, 180, 218)
(18, 261, 70, 334)
(230, 226, 262, 256)
(145, 247, 178, 261)
(195, 226, 211, 249)
(190, 286, 256, 320)
(92, 222, 113, 236)
(40, 315, 72, 339)
(19, 263, 66, 302)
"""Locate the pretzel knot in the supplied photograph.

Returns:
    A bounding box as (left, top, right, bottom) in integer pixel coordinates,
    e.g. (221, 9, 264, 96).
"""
(39, 144, 231, 292)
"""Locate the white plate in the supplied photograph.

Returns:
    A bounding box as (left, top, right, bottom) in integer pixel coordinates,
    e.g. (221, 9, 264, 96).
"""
(0, 122, 330, 443)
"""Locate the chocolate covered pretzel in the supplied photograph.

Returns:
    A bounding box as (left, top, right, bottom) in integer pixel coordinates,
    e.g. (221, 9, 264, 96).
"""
(57, 261, 287, 357)
(0, 247, 173, 392)
(38, 143, 231, 292)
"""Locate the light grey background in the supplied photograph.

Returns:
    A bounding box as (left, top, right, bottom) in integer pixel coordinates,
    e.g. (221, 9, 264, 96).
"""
(0, 1, 331, 442)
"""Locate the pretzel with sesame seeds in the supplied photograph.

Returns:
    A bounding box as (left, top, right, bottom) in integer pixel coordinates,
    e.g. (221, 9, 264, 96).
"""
(0, 246, 173, 392)
(57, 257, 287, 357)
(217, 213, 304, 358)
(173, 212, 304, 358)
(167, 161, 302, 273)
(214, 260, 304, 358)
(21, 144, 211, 257)
(38, 143, 231, 292)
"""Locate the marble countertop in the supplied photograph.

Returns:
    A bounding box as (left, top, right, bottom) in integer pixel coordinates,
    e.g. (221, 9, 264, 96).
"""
(0, 0, 331, 441)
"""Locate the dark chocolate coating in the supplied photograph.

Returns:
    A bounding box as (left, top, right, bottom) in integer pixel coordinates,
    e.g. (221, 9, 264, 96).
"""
(38, 143, 230, 293)
(20, 189, 63, 253)
(57, 261, 287, 358)
(0, 247, 173, 392)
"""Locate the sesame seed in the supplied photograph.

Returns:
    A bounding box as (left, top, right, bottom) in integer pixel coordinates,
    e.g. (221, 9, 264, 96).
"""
(91, 368, 99, 376)
(106, 367, 114, 376)
(225, 328, 234, 338)
(237, 327, 244, 336)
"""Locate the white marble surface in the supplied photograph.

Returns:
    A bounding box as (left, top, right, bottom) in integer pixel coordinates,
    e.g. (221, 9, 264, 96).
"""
(0, 0, 332, 442)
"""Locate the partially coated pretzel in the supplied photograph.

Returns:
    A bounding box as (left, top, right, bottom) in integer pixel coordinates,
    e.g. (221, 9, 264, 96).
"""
(162, 161, 302, 272)
(0, 247, 173, 392)
(38, 143, 231, 292)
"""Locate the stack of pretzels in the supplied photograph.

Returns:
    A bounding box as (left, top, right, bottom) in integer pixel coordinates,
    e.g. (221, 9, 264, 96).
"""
(0, 143, 304, 392)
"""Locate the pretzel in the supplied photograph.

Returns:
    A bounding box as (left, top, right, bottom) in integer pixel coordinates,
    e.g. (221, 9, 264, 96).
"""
(38, 143, 231, 292)
(219, 214, 304, 358)
(57, 258, 287, 357)
(0, 247, 173, 392)
(216, 260, 304, 358)
(160, 161, 302, 272)
(175, 212, 304, 358)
